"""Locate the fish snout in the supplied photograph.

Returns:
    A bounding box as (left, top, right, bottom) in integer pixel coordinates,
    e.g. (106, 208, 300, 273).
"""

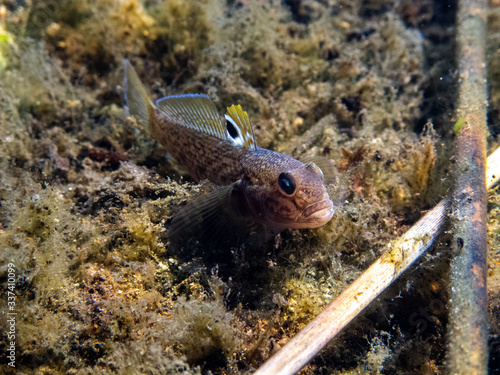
(300, 198, 334, 226)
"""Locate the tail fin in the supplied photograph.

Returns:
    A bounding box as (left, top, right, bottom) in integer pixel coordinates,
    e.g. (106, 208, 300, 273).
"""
(124, 59, 153, 126)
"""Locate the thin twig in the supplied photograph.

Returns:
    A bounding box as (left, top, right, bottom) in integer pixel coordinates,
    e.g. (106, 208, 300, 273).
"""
(254, 146, 500, 375)
(446, 0, 489, 372)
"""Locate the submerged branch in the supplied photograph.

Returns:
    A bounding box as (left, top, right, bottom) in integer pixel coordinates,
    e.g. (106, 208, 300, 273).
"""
(447, 0, 489, 372)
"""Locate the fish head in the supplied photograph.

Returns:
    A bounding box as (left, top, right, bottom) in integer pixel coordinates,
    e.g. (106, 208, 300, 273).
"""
(245, 160, 334, 230)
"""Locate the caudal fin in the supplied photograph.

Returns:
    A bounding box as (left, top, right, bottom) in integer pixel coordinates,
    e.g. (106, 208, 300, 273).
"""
(124, 59, 153, 126)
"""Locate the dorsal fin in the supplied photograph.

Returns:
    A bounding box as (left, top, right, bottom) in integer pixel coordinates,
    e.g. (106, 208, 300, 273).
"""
(156, 94, 227, 139)
(225, 105, 257, 151)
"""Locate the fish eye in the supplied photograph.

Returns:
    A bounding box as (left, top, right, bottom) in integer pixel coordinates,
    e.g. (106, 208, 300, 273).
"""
(278, 173, 296, 195)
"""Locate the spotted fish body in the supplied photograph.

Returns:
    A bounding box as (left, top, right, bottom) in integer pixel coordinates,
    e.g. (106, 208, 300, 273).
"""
(124, 60, 334, 231)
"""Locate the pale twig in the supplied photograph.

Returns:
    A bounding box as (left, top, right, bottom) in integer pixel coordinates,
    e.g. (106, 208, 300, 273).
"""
(254, 147, 500, 375)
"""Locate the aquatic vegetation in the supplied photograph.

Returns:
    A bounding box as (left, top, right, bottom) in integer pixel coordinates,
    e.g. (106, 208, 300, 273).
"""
(0, 6, 15, 71)
(38, 0, 156, 85)
(197, 3, 425, 154)
(167, 295, 243, 363)
(0, 0, 499, 374)
(25, 0, 214, 87)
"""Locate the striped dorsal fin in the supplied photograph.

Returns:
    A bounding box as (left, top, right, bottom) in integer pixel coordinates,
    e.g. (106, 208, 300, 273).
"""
(156, 94, 227, 140)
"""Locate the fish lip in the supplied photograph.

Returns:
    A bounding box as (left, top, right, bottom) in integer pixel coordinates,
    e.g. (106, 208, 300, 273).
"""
(300, 199, 334, 222)
(264, 199, 334, 230)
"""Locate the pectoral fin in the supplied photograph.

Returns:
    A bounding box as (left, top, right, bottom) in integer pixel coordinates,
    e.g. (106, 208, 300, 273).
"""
(300, 156, 338, 185)
(300, 156, 347, 208)
(169, 183, 259, 254)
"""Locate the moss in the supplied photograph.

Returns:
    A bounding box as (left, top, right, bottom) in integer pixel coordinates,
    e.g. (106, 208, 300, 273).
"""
(488, 8, 500, 137)
(195, 3, 425, 154)
(147, 0, 214, 84)
(488, 182, 500, 346)
(104, 345, 200, 375)
(278, 274, 337, 334)
(364, 333, 392, 373)
(0, 184, 83, 373)
(167, 296, 243, 364)
(34, 0, 155, 85)
(0, 13, 15, 70)
(28, 0, 214, 87)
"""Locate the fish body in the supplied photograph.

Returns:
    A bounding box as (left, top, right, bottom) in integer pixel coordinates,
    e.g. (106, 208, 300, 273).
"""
(124, 60, 334, 232)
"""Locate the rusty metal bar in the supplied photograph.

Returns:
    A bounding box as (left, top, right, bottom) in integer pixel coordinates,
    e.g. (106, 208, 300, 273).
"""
(446, 0, 489, 373)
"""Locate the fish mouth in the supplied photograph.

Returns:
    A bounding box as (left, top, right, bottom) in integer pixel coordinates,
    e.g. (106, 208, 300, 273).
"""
(265, 199, 335, 231)
(298, 199, 334, 227)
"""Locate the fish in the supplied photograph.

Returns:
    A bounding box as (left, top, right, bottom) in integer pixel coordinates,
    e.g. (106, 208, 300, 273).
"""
(123, 59, 336, 243)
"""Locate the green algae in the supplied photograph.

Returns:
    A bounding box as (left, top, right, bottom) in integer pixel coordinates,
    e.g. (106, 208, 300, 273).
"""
(0, 0, 499, 374)
(453, 117, 466, 135)
(0, 25, 14, 70)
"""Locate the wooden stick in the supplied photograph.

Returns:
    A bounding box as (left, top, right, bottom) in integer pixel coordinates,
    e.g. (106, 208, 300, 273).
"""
(446, 0, 489, 372)
(254, 151, 500, 375)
